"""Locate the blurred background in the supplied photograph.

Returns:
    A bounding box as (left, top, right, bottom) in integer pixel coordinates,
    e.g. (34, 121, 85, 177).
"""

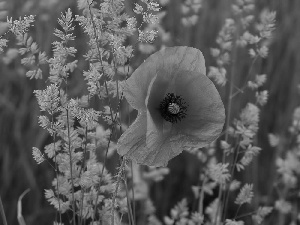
(0, 0, 300, 224)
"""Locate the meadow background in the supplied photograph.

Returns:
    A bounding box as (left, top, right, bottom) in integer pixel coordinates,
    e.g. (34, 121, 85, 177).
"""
(0, 0, 299, 225)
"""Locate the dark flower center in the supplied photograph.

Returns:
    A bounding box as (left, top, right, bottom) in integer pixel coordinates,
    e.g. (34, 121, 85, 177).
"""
(159, 93, 188, 123)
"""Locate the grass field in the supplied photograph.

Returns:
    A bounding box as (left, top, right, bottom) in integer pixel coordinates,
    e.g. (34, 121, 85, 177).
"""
(0, 0, 299, 225)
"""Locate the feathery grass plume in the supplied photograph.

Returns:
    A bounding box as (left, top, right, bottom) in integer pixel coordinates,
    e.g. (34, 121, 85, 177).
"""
(15, 5, 130, 223)
(207, 17, 235, 86)
(8, 15, 48, 79)
(247, 74, 267, 89)
(238, 103, 259, 136)
(0, 37, 7, 52)
(229, 180, 241, 191)
(220, 140, 233, 155)
(276, 152, 300, 188)
(0, 0, 9, 53)
(34, 84, 60, 113)
(234, 183, 253, 205)
(268, 133, 280, 147)
(164, 199, 204, 225)
(181, 0, 202, 27)
(208, 0, 276, 223)
(209, 0, 275, 89)
(205, 198, 220, 223)
(138, 30, 158, 43)
(32, 147, 45, 164)
(274, 199, 292, 214)
(135, 0, 160, 31)
(225, 219, 244, 225)
(231, 103, 261, 172)
(38, 116, 63, 136)
(53, 222, 64, 225)
(44, 189, 70, 213)
(2, 0, 283, 224)
(208, 162, 231, 185)
(270, 105, 300, 223)
(136, 0, 170, 54)
(48, 8, 77, 84)
(44, 141, 62, 159)
(236, 145, 261, 171)
(143, 166, 169, 182)
(256, 90, 268, 106)
(252, 206, 273, 224)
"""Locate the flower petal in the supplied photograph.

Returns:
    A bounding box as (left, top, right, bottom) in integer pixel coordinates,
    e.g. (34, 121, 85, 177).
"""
(123, 46, 206, 110)
(172, 70, 225, 145)
(117, 110, 183, 166)
(116, 111, 148, 160)
(141, 139, 179, 167)
(116, 111, 175, 166)
(145, 68, 176, 136)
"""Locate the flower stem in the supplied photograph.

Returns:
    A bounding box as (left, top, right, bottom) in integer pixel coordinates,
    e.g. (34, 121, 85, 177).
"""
(234, 204, 242, 220)
(222, 137, 241, 220)
(0, 195, 7, 225)
(79, 126, 89, 225)
(130, 161, 136, 224)
(230, 57, 258, 99)
(52, 114, 62, 224)
(216, 29, 239, 225)
(111, 158, 126, 225)
(198, 176, 207, 225)
(235, 210, 257, 220)
(66, 107, 76, 225)
(124, 177, 135, 225)
(87, 1, 118, 223)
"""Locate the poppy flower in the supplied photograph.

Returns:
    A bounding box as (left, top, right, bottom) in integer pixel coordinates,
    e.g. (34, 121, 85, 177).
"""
(117, 46, 225, 167)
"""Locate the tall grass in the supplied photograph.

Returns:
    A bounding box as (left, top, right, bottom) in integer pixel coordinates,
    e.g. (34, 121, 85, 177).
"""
(0, 0, 299, 225)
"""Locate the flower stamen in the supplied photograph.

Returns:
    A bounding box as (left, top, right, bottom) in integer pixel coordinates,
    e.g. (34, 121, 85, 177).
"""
(159, 93, 188, 123)
(168, 103, 181, 114)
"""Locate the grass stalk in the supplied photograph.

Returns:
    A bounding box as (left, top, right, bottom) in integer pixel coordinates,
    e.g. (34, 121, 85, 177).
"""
(124, 178, 135, 225)
(216, 28, 239, 225)
(66, 107, 76, 225)
(111, 158, 126, 225)
(0, 195, 7, 225)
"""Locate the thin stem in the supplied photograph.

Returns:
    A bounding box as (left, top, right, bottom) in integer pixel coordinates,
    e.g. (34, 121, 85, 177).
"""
(222, 136, 241, 220)
(93, 96, 124, 223)
(79, 126, 89, 225)
(124, 178, 135, 225)
(130, 161, 136, 224)
(224, 44, 237, 143)
(87, 2, 136, 224)
(92, 130, 114, 223)
(78, 184, 85, 224)
(79, 127, 89, 175)
(52, 113, 62, 224)
(235, 210, 257, 220)
(88, 2, 114, 122)
(0, 195, 7, 225)
(198, 176, 207, 225)
(66, 108, 76, 225)
(234, 204, 242, 220)
(43, 157, 57, 171)
(111, 159, 126, 225)
(61, 18, 76, 223)
(216, 29, 239, 225)
(230, 57, 258, 99)
(87, 1, 117, 222)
